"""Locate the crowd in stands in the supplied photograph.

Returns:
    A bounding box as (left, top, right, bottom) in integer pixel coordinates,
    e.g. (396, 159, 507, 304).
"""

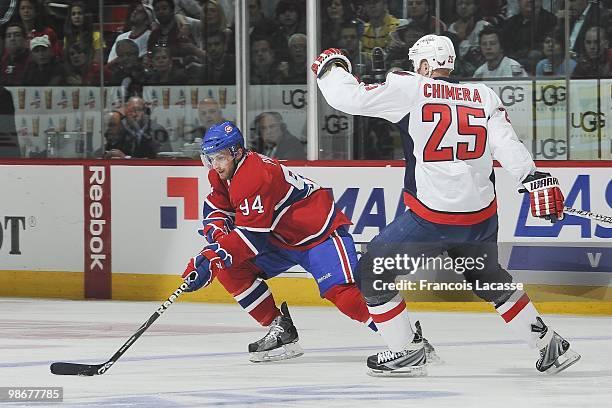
(1, 0, 611, 159)
(1, 0, 610, 87)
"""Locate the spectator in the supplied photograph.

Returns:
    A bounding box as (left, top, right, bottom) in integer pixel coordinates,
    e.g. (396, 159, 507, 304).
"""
(22, 34, 62, 85)
(500, 0, 557, 73)
(270, 0, 306, 55)
(181, 0, 234, 65)
(446, 0, 490, 70)
(573, 26, 612, 78)
(255, 111, 306, 160)
(147, 0, 196, 63)
(144, 44, 187, 84)
(55, 42, 102, 85)
(62, 1, 104, 59)
(191, 97, 226, 139)
(535, 29, 577, 76)
(473, 26, 528, 78)
(0, 86, 19, 158)
(107, 2, 154, 63)
(1, 22, 29, 85)
(174, 0, 234, 24)
(187, 29, 235, 84)
(361, 0, 400, 55)
(386, 20, 426, 71)
(250, 36, 283, 84)
(15, 0, 61, 56)
(104, 38, 147, 87)
(279, 33, 307, 84)
(321, 0, 356, 49)
(118, 96, 172, 158)
(101, 110, 130, 158)
(557, 0, 611, 55)
(248, 0, 278, 37)
(195, 0, 232, 48)
(479, 0, 508, 25)
(405, 0, 446, 33)
(339, 21, 371, 77)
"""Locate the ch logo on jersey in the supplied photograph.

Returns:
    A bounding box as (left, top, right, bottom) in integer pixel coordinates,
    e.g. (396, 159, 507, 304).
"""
(160, 177, 199, 229)
(225, 124, 233, 133)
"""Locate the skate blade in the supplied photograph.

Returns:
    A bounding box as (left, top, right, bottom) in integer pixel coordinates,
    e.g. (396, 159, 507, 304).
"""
(545, 349, 581, 375)
(249, 342, 304, 363)
(367, 365, 427, 378)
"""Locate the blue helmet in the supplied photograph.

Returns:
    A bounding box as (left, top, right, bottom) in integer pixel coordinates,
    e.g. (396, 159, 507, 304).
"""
(201, 121, 244, 156)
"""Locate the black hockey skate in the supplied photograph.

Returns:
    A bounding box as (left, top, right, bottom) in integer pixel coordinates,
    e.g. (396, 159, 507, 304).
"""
(532, 316, 580, 374)
(248, 302, 304, 363)
(367, 321, 427, 377)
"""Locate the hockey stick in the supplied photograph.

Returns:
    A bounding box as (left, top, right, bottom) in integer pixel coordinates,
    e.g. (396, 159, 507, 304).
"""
(564, 206, 612, 225)
(50, 271, 196, 376)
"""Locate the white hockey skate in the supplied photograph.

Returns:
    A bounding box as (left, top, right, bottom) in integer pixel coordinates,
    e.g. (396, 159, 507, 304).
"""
(367, 321, 428, 377)
(532, 317, 581, 375)
(248, 302, 304, 363)
(417, 321, 442, 365)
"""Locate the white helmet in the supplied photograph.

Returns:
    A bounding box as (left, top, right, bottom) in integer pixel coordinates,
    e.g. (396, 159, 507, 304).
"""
(408, 34, 456, 76)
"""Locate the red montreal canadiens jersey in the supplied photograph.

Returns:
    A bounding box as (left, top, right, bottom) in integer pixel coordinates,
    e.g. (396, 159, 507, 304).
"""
(318, 67, 536, 225)
(205, 151, 350, 266)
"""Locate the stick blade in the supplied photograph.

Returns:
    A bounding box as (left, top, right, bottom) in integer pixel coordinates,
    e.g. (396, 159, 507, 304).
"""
(50, 362, 101, 376)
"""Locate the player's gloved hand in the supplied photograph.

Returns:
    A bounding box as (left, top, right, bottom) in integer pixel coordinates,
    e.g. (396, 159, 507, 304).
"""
(311, 48, 352, 79)
(198, 221, 227, 243)
(198, 217, 233, 243)
(519, 171, 565, 223)
(181, 243, 233, 292)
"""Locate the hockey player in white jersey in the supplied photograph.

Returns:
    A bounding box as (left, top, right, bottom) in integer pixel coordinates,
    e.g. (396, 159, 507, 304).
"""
(312, 35, 580, 376)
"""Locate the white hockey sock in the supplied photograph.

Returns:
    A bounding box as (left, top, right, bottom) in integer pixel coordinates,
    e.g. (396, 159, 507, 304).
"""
(495, 290, 542, 348)
(367, 293, 414, 352)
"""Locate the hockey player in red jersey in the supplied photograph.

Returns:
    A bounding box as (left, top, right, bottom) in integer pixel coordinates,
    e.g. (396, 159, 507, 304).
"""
(180, 121, 380, 362)
(313, 36, 580, 376)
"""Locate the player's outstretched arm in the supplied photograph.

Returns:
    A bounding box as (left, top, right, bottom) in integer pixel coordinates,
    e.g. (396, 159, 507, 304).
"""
(311, 48, 352, 79)
(312, 49, 417, 123)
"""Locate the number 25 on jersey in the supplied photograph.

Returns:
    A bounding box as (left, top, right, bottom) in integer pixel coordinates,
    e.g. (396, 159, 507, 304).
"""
(422, 103, 487, 162)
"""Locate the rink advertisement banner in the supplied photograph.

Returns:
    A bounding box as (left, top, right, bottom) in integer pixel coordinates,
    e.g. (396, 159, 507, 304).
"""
(109, 164, 612, 280)
(0, 162, 610, 303)
(83, 164, 112, 299)
(0, 165, 83, 271)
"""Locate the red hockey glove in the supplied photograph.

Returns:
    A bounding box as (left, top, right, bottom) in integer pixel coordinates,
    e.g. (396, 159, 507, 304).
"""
(181, 243, 233, 292)
(519, 171, 565, 223)
(311, 48, 352, 79)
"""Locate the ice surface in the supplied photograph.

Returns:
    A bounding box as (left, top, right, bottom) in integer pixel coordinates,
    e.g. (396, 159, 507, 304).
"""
(1, 298, 610, 407)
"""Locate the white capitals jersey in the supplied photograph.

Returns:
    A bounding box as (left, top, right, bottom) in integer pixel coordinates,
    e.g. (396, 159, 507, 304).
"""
(318, 67, 536, 225)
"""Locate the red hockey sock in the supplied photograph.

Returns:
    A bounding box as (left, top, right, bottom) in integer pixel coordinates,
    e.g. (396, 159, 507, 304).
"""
(324, 284, 377, 331)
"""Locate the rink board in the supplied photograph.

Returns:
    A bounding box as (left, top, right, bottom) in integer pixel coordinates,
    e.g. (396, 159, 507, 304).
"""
(0, 160, 611, 314)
